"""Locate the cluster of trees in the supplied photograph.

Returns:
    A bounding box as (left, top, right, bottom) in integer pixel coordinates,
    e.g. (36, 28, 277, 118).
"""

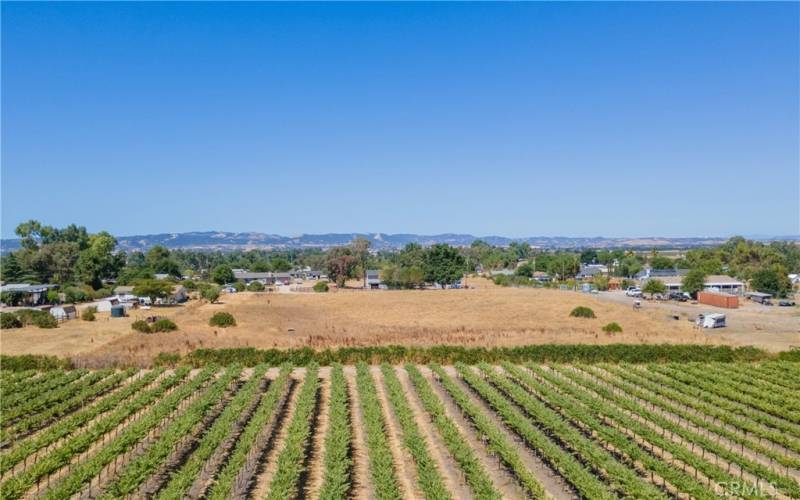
(2, 222, 797, 300)
(381, 243, 465, 288)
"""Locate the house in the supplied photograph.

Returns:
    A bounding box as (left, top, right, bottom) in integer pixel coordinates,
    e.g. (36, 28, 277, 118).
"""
(0, 284, 58, 306)
(789, 274, 800, 286)
(635, 268, 689, 280)
(154, 273, 171, 280)
(576, 264, 608, 280)
(366, 269, 382, 289)
(643, 274, 745, 296)
(49, 305, 77, 321)
(274, 272, 292, 285)
(489, 269, 514, 277)
(532, 272, 552, 283)
(232, 271, 272, 285)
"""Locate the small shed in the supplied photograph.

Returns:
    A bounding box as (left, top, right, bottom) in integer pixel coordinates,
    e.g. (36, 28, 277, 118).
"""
(95, 298, 120, 312)
(110, 305, 126, 318)
(50, 305, 77, 321)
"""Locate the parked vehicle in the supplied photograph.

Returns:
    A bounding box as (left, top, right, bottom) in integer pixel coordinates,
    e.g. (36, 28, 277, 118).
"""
(696, 313, 726, 329)
(669, 292, 690, 302)
(778, 300, 796, 307)
(625, 287, 642, 297)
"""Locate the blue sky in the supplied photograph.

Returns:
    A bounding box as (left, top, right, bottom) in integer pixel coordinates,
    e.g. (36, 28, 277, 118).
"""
(2, 2, 798, 239)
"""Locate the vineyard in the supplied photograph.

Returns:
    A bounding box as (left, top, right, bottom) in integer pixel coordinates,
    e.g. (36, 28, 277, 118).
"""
(0, 361, 798, 499)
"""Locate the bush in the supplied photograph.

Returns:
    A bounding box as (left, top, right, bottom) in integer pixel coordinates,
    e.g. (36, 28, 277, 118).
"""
(569, 306, 596, 319)
(0, 312, 22, 329)
(131, 320, 152, 333)
(81, 306, 97, 322)
(313, 281, 329, 293)
(153, 352, 181, 367)
(233, 280, 246, 292)
(91, 287, 114, 300)
(201, 285, 221, 303)
(151, 318, 178, 332)
(0, 354, 72, 371)
(62, 286, 89, 303)
(15, 309, 58, 328)
(602, 322, 623, 333)
(34, 313, 58, 329)
(209, 312, 237, 328)
(247, 281, 265, 292)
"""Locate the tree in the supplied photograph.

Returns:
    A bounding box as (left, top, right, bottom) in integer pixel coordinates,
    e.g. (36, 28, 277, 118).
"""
(515, 262, 534, 278)
(211, 265, 235, 285)
(0, 253, 23, 282)
(269, 258, 292, 272)
(580, 249, 598, 264)
(750, 267, 792, 297)
(682, 269, 707, 298)
(642, 278, 667, 297)
(424, 244, 465, 286)
(133, 279, 174, 303)
(145, 245, 181, 277)
(77, 232, 124, 288)
(650, 256, 674, 270)
(350, 237, 371, 288)
(201, 285, 221, 303)
(325, 247, 356, 288)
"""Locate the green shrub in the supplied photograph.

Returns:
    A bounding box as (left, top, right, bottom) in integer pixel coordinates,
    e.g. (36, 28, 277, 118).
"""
(91, 287, 114, 300)
(602, 322, 623, 333)
(201, 285, 221, 303)
(0, 312, 22, 329)
(153, 352, 181, 367)
(151, 318, 178, 332)
(209, 312, 237, 328)
(62, 286, 89, 303)
(233, 281, 246, 292)
(131, 320, 152, 333)
(247, 281, 265, 292)
(81, 306, 97, 322)
(569, 306, 596, 319)
(34, 313, 58, 329)
(15, 309, 58, 328)
(313, 281, 329, 293)
(0, 354, 72, 371)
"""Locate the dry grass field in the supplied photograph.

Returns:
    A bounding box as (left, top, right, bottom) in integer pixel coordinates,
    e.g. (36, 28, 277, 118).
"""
(6, 277, 787, 367)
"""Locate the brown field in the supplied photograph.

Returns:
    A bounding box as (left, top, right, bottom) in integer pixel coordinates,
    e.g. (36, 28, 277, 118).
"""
(2, 278, 798, 366)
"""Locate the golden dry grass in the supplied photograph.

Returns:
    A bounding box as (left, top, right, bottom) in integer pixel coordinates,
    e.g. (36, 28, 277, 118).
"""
(1, 278, 727, 366)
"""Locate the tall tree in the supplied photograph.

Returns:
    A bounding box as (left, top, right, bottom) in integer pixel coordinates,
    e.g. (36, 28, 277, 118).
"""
(350, 237, 371, 288)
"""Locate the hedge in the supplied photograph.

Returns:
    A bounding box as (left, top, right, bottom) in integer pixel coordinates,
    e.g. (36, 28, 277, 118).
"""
(182, 344, 779, 367)
(1, 344, 795, 371)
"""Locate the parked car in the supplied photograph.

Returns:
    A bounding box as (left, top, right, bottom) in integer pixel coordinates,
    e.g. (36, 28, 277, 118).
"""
(625, 287, 642, 297)
(668, 292, 691, 302)
(778, 300, 796, 307)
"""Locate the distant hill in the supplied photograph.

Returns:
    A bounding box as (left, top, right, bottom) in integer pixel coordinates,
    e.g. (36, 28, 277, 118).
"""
(2, 231, 797, 253)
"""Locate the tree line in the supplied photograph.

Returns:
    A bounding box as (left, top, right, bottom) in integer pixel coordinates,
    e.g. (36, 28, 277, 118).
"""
(1, 221, 798, 302)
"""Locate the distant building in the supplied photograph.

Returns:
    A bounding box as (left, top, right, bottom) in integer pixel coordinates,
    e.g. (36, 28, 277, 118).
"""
(366, 269, 382, 289)
(576, 264, 608, 280)
(0, 284, 58, 306)
(635, 268, 689, 280)
(643, 274, 744, 296)
(489, 269, 514, 277)
(154, 273, 171, 280)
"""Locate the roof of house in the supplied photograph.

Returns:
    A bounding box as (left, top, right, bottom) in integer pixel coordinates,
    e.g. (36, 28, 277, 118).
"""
(115, 286, 135, 294)
(648, 274, 743, 286)
(233, 271, 272, 280)
(0, 283, 58, 293)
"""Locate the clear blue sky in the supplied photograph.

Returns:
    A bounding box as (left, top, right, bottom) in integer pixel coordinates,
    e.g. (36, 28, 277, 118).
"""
(2, 2, 798, 239)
